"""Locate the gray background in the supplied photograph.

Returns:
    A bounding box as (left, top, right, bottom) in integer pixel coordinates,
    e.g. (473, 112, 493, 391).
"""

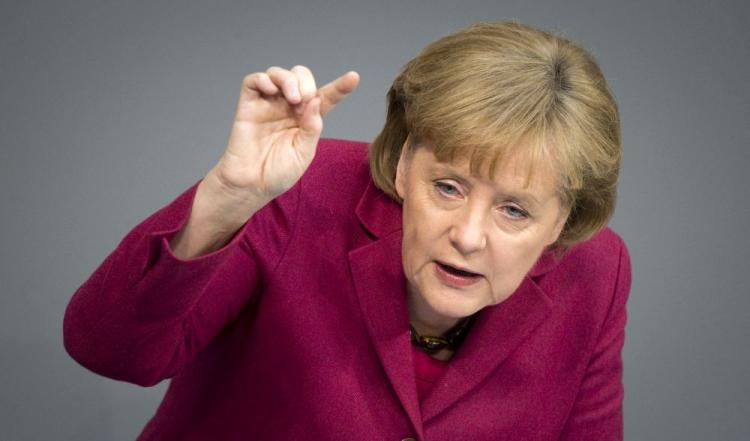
(1, 0, 748, 440)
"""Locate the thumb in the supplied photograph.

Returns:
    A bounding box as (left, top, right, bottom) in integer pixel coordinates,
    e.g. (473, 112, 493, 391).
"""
(296, 97, 323, 154)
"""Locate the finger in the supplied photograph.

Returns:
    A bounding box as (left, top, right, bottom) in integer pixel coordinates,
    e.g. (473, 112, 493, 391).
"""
(267, 66, 301, 105)
(241, 72, 280, 98)
(318, 71, 360, 116)
(290, 65, 317, 102)
(296, 97, 323, 156)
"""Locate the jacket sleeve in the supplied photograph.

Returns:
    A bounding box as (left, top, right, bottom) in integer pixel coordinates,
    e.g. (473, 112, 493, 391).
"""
(63, 178, 300, 387)
(558, 239, 631, 441)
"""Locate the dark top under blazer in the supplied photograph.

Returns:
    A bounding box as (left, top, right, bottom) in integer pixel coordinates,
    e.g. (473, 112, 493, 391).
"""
(64, 138, 631, 441)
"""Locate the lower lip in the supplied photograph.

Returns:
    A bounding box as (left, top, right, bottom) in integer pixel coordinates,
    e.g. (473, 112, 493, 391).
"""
(434, 262, 482, 288)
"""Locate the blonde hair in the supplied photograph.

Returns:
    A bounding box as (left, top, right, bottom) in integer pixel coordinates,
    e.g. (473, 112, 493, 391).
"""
(369, 21, 621, 249)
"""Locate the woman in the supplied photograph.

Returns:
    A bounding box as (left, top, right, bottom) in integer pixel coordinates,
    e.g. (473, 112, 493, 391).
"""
(64, 21, 630, 440)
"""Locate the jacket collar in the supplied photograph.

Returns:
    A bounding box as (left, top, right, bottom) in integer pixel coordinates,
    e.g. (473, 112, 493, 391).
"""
(354, 179, 403, 238)
(350, 178, 557, 430)
(528, 249, 559, 278)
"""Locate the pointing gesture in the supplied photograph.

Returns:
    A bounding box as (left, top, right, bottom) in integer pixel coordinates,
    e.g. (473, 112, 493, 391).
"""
(215, 66, 360, 201)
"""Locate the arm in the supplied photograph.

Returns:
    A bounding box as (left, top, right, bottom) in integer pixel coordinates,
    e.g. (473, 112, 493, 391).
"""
(62, 178, 299, 386)
(63, 66, 358, 386)
(558, 240, 632, 440)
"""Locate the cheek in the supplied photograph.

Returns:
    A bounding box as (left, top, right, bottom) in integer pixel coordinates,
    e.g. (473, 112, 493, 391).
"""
(485, 261, 528, 304)
(400, 205, 424, 271)
(401, 229, 434, 290)
(403, 190, 442, 237)
(402, 218, 430, 262)
(485, 236, 546, 292)
(401, 204, 443, 266)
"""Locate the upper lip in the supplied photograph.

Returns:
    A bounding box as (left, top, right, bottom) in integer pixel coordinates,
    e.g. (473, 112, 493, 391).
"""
(437, 261, 482, 276)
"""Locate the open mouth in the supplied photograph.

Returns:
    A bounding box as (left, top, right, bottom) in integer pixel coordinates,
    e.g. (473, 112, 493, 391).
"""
(437, 262, 481, 278)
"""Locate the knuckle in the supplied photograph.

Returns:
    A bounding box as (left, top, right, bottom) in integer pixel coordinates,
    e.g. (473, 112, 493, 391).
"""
(243, 73, 258, 84)
(293, 69, 316, 95)
(266, 66, 286, 80)
(292, 65, 314, 83)
(291, 64, 311, 74)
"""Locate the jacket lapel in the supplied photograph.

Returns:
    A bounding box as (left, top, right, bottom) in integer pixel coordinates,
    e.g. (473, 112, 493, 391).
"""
(420, 276, 553, 421)
(349, 180, 424, 437)
(349, 232, 423, 439)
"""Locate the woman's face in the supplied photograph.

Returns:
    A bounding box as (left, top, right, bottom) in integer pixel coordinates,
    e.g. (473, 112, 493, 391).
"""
(395, 142, 568, 325)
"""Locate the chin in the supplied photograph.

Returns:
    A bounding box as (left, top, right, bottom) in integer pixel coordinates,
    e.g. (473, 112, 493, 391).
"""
(424, 287, 487, 320)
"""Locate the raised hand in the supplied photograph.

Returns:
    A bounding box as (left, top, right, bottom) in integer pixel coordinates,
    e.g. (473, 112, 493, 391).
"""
(171, 66, 359, 258)
(212, 66, 360, 202)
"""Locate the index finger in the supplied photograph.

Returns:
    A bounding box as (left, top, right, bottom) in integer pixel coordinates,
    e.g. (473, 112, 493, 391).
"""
(318, 71, 360, 116)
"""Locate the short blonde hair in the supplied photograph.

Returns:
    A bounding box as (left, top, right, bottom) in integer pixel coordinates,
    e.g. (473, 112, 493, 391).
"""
(369, 21, 621, 249)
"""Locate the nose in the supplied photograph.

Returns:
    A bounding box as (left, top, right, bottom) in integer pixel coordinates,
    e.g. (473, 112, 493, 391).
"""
(448, 204, 488, 255)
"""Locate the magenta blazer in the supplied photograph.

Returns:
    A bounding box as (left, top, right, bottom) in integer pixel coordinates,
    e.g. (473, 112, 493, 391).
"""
(64, 138, 631, 440)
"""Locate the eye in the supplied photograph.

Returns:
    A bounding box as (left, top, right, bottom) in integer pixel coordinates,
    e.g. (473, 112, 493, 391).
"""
(502, 205, 529, 219)
(434, 181, 460, 197)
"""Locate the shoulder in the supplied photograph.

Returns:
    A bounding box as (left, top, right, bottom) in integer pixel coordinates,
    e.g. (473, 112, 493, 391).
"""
(539, 227, 631, 315)
(564, 228, 630, 277)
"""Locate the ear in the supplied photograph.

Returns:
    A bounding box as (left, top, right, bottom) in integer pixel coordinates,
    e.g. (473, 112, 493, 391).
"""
(394, 140, 411, 200)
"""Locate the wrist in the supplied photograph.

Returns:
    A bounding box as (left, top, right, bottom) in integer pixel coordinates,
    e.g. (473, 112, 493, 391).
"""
(199, 169, 270, 221)
(168, 171, 269, 259)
